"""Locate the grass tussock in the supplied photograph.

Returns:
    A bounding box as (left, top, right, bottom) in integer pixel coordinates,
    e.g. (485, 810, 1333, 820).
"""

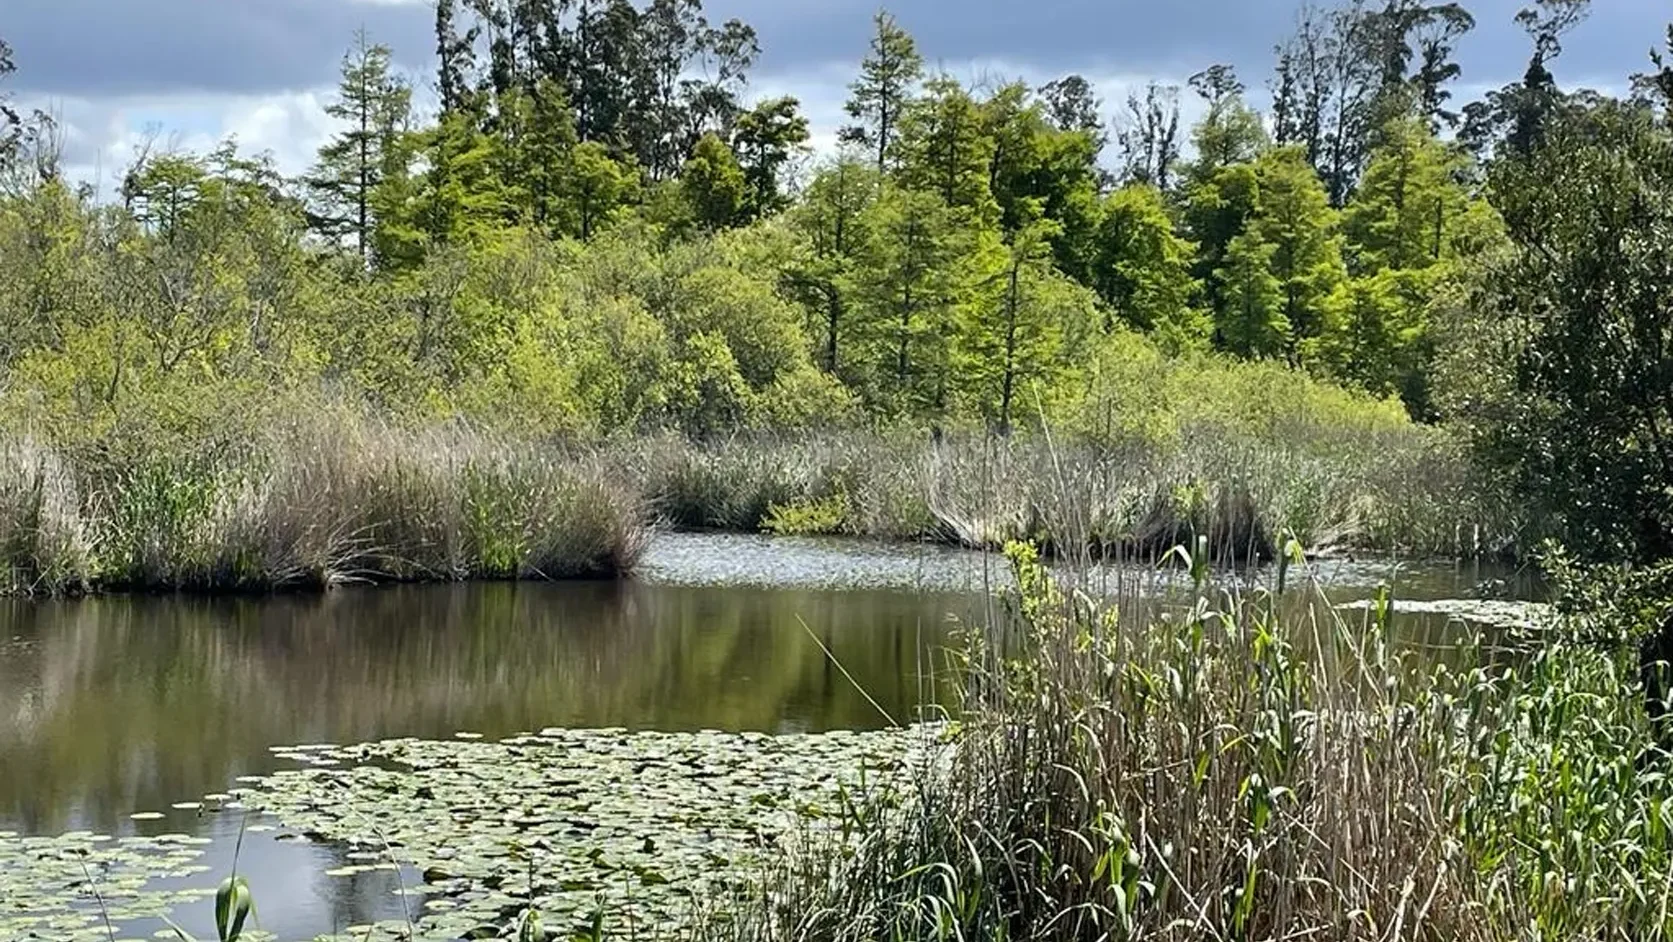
(712, 546, 1673, 942)
(0, 416, 648, 595)
(617, 423, 1500, 563)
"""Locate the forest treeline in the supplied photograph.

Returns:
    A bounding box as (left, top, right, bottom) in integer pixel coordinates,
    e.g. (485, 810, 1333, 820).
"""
(1, 0, 1672, 558)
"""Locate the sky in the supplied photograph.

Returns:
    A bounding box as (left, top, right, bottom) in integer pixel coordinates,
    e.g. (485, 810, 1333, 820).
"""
(2, 0, 1668, 189)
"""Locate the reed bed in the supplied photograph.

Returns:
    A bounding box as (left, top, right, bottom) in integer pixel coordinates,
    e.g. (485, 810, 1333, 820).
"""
(707, 547, 1672, 942)
(0, 420, 648, 594)
(614, 423, 1503, 563)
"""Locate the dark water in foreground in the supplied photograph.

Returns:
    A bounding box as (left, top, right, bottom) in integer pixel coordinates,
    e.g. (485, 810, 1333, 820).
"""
(0, 533, 1529, 940)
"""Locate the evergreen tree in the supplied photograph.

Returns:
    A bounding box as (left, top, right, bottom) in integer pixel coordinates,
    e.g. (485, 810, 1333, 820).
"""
(1216, 231, 1288, 358)
(856, 184, 963, 415)
(731, 96, 810, 221)
(1092, 185, 1209, 352)
(841, 11, 924, 173)
(307, 31, 413, 266)
(897, 75, 996, 221)
(959, 219, 1087, 432)
(787, 158, 880, 375)
(496, 76, 580, 236)
(1342, 115, 1468, 272)
(564, 141, 634, 240)
(682, 133, 746, 231)
(1185, 161, 1262, 333)
(1245, 146, 1348, 367)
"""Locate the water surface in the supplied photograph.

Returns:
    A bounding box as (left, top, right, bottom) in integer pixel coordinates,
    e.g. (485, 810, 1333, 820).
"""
(0, 533, 1528, 940)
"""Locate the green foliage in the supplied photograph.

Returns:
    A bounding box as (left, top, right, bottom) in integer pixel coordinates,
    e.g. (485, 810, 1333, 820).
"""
(1451, 96, 1673, 562)
(682, 133, 747, 232)
(1092, 185, 1209, 351)
(841, 11, 924, 172)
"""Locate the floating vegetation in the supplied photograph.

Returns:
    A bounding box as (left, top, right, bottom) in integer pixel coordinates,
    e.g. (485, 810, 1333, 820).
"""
(0, 726, 935, 941)
(0, 830, 216, 941)
(217, 726, 935, 939)
(1334, 597, 1553, 632)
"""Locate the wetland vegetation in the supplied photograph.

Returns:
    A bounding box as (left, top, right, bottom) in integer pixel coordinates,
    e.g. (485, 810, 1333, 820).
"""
(4, 0, 1673, 939)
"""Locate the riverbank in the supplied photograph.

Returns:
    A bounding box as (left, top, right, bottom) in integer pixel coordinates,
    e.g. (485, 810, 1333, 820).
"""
(0, 409, 1509, 597)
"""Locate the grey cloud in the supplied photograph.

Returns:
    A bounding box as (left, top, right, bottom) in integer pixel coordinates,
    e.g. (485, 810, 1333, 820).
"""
(3, 0, 435, 97)
(4, 0, 1668, 123)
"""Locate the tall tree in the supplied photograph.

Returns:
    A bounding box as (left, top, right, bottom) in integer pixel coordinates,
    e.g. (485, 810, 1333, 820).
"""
(1634, 26, 1673, 121)
(0, 36, 17, 164)
(563, 140, 633, 240)
(840, 11, 924, 173)
(1461, 0, 1591, 158)
(731, 96, 810, 221)
(787, 158, 880, 375)
(435, 0, 481, 114)
(682, 132, 746, 230)
(307, 31, 414, 266)
(1185, 161, 1262, 334)
(960, 219, 1087, 433)
(1342, 115, 1469, 272)
(1038, 74, 1108, 154)
(1244, 146, 1349, 366)
(1092, 185, 1209, 352)
(1271, 1, 1383, 206)
(1186, 65, 1268, 184)
(1116, 83, 1182, 191)
(897, 75, 996, 220)
(856, 184, 964, 415)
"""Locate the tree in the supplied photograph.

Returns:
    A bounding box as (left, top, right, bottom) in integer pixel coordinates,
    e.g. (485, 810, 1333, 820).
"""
(1091, 185, 1209, 352)
(982, 83, 1102, 279)
(731, 96, 810, 221)
(564, 141, 633, 240)
(841, 11, 923, 173)
(959, 220, 1089, 432)
(1039, 74, 1108, 153)
(1461, 0, 1591, 158)
(682, 133, 746, 231)
(436, 0, 481, 114)
(897, 75, 996, 220)
(0, 36, 17, 164)
(787, 158, 880, 376)
(1116, 83, 1181, 191)
(496, 76, 580, 237)
(1450, 96, 1673, 561)
(1342, 115, 1469, 272)
(1634, 26, 1673, 121)
(1186, 65, 1268, 185)
(1270, 1, 1383, 206)
(1244, 146, 1348, 367)
(1216, 231, 1288, 359)
(307, 31, 413, 266)
(1185, 161, 1262, 333)
(855, 184, 964, 415)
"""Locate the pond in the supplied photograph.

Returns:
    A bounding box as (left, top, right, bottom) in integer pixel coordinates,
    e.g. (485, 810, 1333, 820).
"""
(0, 533, 1533, 941)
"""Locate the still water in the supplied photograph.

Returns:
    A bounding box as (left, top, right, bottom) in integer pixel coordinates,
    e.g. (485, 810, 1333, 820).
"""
(0, 533, 1527, 940)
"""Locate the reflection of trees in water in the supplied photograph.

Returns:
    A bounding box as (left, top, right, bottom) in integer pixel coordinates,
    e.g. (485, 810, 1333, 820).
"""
(0, 582, 960, 833)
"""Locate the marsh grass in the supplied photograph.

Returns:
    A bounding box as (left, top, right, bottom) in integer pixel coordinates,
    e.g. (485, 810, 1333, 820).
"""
(711, 548, 1673, 942)
(618, 424, 1501, 564)
(0, 417, 648, 595)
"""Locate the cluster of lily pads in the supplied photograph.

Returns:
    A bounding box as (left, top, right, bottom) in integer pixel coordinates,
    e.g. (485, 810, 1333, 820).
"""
(244, 727, 935, 939)
(5, 725, 933, 942)
(0, 828, 215, 941)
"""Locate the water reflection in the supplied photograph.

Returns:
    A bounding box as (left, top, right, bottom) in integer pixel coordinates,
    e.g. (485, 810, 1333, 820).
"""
(0, 580, 964, 835)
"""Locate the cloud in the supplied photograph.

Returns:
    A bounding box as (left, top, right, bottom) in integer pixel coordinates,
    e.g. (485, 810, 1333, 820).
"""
(5, 0, 1668, 190)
